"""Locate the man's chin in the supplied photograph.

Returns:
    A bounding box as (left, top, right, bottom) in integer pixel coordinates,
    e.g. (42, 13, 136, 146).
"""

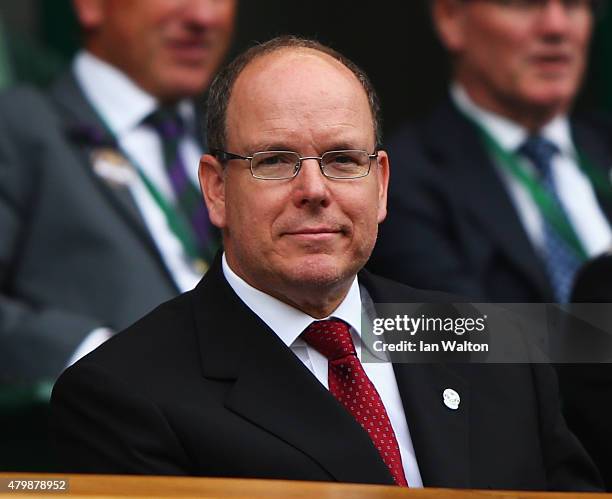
(154, 70, 213, 101)
(279, 255, 352, 288)
(520, 80, 577, 110)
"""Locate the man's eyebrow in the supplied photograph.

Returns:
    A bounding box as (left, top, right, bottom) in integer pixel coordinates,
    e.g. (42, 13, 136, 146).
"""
(240, 143, 293, 153)
(244, 141, 373, 154)
(325, 141, 372, 151)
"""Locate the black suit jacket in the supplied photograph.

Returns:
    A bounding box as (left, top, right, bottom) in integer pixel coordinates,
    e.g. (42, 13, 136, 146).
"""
(368, 97, 612, 302)
(555, 255, 612, 490)
(51, 257, 601, 490)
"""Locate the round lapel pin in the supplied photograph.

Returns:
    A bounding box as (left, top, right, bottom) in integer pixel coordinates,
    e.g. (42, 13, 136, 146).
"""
(443, 388, 460, 410)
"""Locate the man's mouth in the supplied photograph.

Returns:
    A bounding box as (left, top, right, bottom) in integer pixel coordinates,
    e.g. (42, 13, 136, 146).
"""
(166, 38, 216, 63)
(529, 52, 574, 73)
(283, 226, 344, 241)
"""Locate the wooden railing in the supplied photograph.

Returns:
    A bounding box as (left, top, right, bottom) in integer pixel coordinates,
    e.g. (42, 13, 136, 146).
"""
(0, 473, 610, 498)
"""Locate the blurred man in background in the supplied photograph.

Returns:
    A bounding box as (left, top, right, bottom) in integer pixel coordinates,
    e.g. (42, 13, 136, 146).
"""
(368, 0, 612, 488)
(370, 0, 612, 303)
(0, 0, 235, 385)
(0, 0, 235, 470)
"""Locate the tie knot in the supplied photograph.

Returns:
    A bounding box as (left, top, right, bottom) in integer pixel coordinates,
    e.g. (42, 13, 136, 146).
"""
(302, 319, 355, 361)
(518, 135, 559, 177)
(145, 107, 185, 140)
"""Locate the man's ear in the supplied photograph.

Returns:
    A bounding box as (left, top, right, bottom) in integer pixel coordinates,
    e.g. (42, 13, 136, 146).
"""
(199, 154, 227, 229)
(432, 0, 467, 53)
(375, 150, 390, 224)
(72, 0, 106, 30)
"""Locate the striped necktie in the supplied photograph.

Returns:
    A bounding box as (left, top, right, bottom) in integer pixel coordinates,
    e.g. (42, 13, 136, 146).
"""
(145, 107, 218, 266)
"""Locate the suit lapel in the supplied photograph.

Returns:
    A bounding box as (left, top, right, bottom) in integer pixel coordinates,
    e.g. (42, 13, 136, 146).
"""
(48, 72, 177, 289)
(193, 259, 395, 485)
(361, 271, 471, 487)
(227, 333, 395, 485)
(423, 99, 552, 300)
(393, 363, 470, 487)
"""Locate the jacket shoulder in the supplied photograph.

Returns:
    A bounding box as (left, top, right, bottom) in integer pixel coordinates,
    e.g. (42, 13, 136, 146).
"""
(359, 269, 463, 303)
(0, 83, 63, 141)
(62, 290, 199, 388)
(0, 84, 54, 116)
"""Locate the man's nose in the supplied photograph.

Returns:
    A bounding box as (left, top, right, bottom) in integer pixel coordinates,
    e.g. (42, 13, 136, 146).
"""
(536, 0, 574, 35)
(183, 0, 231, 25)
(292, 159, 331, 208)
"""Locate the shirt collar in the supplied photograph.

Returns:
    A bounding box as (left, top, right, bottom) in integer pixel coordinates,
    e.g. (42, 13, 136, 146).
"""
(73, 50, 196, 138)
(221, 253, 363, 347)
(450, 82, 575, 156)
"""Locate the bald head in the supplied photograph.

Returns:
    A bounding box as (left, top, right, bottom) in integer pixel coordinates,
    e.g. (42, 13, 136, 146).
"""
(206, 36, 382, 153)
(226, 48, 374, 154)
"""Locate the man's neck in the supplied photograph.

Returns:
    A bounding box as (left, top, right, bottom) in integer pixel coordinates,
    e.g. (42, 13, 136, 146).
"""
(221, 253, 363, 347)
(278, 286, 352, 319)
(83, 44, 180, 106)
(223, 254, 355, 319)
(452, 83, 575, 160)
(457, 79, 566, 133)
(248, 274, 353, 320)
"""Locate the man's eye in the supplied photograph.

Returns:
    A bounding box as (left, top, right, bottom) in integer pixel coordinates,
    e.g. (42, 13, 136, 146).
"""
(327, 152, 361, 166)
(258, 153, 295, 166)
(260, 155, 283, 165)
(333, 155, 357, 164)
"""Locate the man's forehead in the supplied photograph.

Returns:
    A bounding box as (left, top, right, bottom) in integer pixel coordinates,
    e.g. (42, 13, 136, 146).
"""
(233, 48, 363, 100)
(223, 46, 376, 149)
(229, 48, 368, 116)
(244, 47, 350, 75)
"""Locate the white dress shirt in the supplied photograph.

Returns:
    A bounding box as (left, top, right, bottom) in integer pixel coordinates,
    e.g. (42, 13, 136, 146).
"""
(68, 51, 205, 365)
(222, 254, 424, 487)
(451, 83, 612, 259)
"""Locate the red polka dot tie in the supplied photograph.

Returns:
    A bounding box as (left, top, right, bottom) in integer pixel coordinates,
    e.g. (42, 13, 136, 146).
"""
(302, 319, 408, 487)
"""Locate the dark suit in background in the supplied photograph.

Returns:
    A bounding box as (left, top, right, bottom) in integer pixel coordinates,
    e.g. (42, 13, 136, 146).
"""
(51, 257, 602, 491)
(368, 97, 612, 302)
(0, 74, 193, 384)
(0, 74, 185, 471)
(1, 0, 236, 386)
